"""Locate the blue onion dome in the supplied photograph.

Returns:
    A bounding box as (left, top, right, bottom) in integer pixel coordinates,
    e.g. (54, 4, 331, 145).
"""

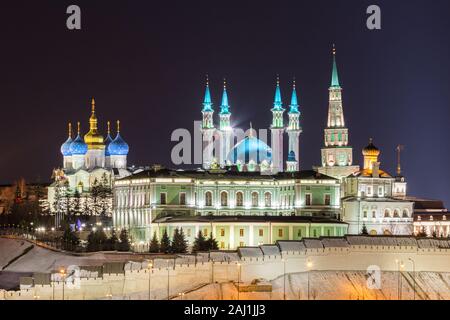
(60, 123, 73, 156)
(107, 120, 129, 156)
(287, 151, 296, 162)
(104, 121, 113, 156)
(69, 122, 88, 155)
(228, 133, 272, 164)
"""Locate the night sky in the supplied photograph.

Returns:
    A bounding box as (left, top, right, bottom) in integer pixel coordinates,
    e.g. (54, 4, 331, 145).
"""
(1, 0, 449, 206)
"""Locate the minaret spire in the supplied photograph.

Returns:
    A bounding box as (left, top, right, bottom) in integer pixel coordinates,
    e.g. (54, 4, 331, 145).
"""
(220, 78, 230, 115)
(289, 77, 299, 114)
(107, 121, 111, 135)
(331, 44, 340, 88)
(202, 74, 213, 112)
(396, 145, 404, 176)
(273, 75, 283, 110)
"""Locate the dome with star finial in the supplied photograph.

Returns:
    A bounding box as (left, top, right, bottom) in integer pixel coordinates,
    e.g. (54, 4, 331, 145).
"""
(60, 123, 73, 156)
(69, 122, 88, 155)
(107, 120, 129, 156)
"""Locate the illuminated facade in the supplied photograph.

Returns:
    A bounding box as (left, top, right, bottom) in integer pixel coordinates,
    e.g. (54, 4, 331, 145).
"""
(113, 168, 346, 247)
(48, 99, 132, 226)
(315, 47, 359, 180)
(201, 76, 302, 174)
(342, 140, 414, 235)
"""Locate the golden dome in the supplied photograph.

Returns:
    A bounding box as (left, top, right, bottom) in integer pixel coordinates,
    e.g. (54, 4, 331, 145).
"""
(362, 138, 380, 157)
(83, 98, 105, 150)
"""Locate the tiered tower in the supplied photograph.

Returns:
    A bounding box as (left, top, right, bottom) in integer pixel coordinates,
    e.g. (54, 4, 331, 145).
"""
(286, 79, 302, 171)
(270, 77, 285, 173)
(316, 46, 359, 179)
(201, 76, 216, 169)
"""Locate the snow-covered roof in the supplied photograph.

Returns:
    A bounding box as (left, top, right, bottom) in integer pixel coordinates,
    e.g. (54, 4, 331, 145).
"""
(321, 238, 350, 248)
(260, 245, 281, 256)
(345, 236, 417, 247)
(277, 241, 306, 253)
(238, 247, 263, 258)
(417, 238, 450, 249)
(304, 239, 324, 249)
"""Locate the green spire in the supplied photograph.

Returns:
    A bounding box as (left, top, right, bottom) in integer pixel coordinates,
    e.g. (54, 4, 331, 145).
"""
(202, 75, 213, 112)
(272, 75, 283, 110)
(219, 79, 230, 115)
(289, 78, 300, 114)
(331, 45, 340, 88)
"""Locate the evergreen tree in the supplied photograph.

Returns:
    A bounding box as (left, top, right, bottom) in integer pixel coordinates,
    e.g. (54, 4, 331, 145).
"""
(361, 224, 369, 236)
(159, 229, 171, 253)
(206, 232, 219, 251)
(149, 232, 160, 253)
(118, 228, 131, 252)
(106, 228, 119, 251)
(171, 228, 188, 253)
(417, 229, 428, 238)
(61, 225, 79, 251)
(192, 230, 207, 253)
(86, 230, 98, 252)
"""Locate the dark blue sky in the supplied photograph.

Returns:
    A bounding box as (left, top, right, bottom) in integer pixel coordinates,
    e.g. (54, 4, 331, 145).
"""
(0, 0, 449, 206)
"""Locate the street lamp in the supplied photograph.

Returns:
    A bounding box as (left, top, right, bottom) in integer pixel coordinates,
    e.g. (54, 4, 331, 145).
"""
(408, 258, 416, 300)
(178, 292, 185, 300)
(399, 261, 405, 300)
(59, 268, 66, 300)
(147, 262, 153, 300)
(282, 259, 287, 300)
(306, 259, 313, 300)
(237, 263, 241, 300)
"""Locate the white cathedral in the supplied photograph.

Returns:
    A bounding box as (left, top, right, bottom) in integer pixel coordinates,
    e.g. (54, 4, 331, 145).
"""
(48, 99, 132, 227)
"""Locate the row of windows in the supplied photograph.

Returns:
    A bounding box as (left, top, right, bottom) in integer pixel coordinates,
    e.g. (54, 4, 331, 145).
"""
(160, 191, 332, 207)
(362, 208, 411, 219)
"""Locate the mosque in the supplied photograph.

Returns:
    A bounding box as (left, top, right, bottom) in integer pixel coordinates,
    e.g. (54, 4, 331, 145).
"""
(50, 48, 450, 247)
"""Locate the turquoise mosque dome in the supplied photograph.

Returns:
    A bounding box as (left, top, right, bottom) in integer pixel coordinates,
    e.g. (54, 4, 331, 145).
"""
(228, 135, 272, 164)
(107, 121, 129, 156)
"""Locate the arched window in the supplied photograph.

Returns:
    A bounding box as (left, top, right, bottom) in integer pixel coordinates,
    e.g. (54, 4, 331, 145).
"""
(402, 209, 409, 218)
(394, 209, 400, 218)
(220, 191, 228, 207)
(384, 209, 391, 218)
(205, 191, 212, 207)
(251, 192, 259, 207)
(264, 192, 272, 207)
(236, 192, 243, 207)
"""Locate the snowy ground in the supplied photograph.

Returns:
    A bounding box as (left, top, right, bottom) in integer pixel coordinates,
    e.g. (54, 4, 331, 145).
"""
(169, 271, 450, 300)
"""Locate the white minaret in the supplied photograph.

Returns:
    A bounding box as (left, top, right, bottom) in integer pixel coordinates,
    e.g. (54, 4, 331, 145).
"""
(270, 76, 285, 173)
(286, 79, 302, 171)
(218, 79, 233, 167)
(201, 76, 216, 169)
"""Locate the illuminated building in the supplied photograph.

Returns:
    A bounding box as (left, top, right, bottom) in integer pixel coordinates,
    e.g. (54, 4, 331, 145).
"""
(48, 99, 132, 227)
